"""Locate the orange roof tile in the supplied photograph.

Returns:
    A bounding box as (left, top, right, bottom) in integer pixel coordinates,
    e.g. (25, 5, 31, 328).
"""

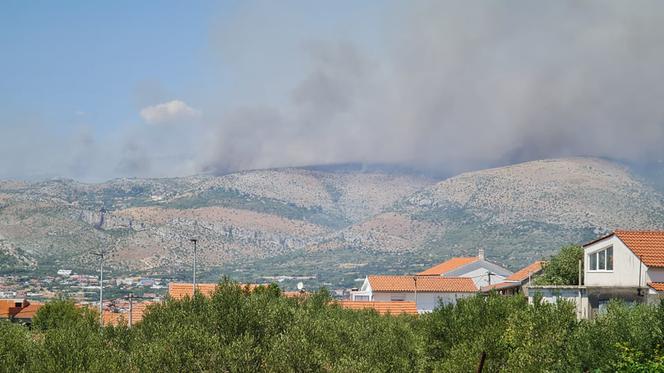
(338, 300, 418, 315)
(418, 257, 479, 276)
(480, 281, 520, 292)
(168, 283, 266, 300)
(614, 230, 664, 268)
(103, 302, 153, 326)
(505, 261, 545, 282)
(368, 275, 477, 293)
(13, 302, 43, 320)
(648, 282, 664, 292)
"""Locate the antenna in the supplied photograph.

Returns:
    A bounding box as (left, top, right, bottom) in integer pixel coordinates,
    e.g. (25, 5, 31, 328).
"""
(91, 249, 107, 325)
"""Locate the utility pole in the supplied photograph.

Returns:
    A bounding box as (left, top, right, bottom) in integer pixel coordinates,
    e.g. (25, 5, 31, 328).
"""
(92, 249, 107, 325)
(190, 239, 198, 294)
(128, 293, 133, 328)
(413, 276, 418, 311)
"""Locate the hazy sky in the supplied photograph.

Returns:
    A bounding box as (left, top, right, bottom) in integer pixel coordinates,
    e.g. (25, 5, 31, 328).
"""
(2, 1, 664, 181)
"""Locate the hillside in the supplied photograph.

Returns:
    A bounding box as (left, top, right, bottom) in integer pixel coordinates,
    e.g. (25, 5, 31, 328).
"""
(329, 158, 664, 269)
(1, 158, 663, 288)
(0, 168, 432, 278)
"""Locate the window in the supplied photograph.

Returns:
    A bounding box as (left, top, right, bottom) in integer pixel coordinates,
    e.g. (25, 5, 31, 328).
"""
(588, 245, 613, 272)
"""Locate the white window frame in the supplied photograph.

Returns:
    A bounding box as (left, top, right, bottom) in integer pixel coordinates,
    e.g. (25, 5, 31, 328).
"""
(588, 245, 614, 272)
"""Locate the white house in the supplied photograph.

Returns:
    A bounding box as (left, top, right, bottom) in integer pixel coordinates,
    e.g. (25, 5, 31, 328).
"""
(529, 230, 664, 319)
(350, 275, 477, 313)
(418, 249, 513, 288)
(582, 230, 664, 311)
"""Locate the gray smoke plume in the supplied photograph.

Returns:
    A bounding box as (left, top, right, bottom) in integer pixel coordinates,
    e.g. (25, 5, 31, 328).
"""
(202, 0, 664, 175)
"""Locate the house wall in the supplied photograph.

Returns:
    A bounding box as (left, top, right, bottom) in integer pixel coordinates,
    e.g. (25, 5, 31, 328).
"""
(584, 236, 645, 287)
(528, 287, 590, 319)
(371, 292, 473, 313)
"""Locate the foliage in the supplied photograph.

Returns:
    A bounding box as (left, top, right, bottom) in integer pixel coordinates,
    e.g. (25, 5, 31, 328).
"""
(3, 276, 664, 372)
(534, 244, 584, 285)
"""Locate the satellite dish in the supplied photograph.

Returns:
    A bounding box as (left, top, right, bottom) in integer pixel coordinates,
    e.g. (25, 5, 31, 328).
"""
(296, 282, 304, 291)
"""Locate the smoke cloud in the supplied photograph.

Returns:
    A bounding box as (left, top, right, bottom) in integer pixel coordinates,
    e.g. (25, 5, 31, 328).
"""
(2, 1, 664, 181)
(202, 0, 664, 175)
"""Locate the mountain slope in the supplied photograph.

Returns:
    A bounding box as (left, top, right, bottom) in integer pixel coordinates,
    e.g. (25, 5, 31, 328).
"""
(1, 158, 663, 289)
(332, 158, 664, 267)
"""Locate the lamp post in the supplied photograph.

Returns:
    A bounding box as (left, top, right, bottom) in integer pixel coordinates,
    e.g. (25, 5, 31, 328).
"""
(190, 239, 198, 294)
(92, 249, 107, 325)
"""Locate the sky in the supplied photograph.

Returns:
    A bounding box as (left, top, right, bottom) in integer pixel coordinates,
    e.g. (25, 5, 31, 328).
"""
(1, 0, 664, 181)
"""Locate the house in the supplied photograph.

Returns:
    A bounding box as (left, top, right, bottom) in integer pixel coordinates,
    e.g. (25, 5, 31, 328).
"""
(350, 275, 477, 313)
(582, 230, 664, 312)
(338, 300, 418, 315)
(418, 249, 513, 288)
(481, 261, 545, 295)
(526, 230, 664, 319)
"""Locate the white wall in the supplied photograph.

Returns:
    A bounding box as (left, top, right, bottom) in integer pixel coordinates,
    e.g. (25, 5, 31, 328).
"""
(584, 236, 645, 287)
(528, 287, 590, 319)
(371, 292, 473, 313)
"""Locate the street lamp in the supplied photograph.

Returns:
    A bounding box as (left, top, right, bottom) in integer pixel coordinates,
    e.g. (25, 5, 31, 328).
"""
(190, 239, 198, 294)
(92, 249, 107, 325)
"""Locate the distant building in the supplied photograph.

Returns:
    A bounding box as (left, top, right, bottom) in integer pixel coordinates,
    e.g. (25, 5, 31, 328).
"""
(350, 275, 477, 313)
(56, 269, 72, 276)
(418, 249, 513, 288)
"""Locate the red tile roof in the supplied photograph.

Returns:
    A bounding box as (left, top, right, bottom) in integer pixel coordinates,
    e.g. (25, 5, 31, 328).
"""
(418, 257, 479, 276)
(103, 302, 153, 326)
(480, 281, 521, 292)
(338, 300, 418, 315)
(12, 302, 43, 320)
(168, 283, 266, 300)
(0, 299, 22, 318)
(648, 282, 664, 292)
(614, 230, 664, 268)
(368, 275, 477, 293)
(505, 261, 545, 282)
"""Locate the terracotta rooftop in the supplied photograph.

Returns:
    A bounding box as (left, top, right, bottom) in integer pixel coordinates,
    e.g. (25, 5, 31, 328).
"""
(368, 275, 477, 293)
(480, 281, 521, 292)
(338, 300, 418, 315)
(103, 302, 153, 326)
(168, 283, 266, 300)
(418, 257, 479, 276)
(505, 261, 545, 282)
(12, 302, 43, 320)
(614, 230, 664, 268)
(0, 299, 25, 318)
(648, 282, 664, 292)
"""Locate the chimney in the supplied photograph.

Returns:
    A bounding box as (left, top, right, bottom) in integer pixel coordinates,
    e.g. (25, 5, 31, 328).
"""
(478, 249, 485, 260)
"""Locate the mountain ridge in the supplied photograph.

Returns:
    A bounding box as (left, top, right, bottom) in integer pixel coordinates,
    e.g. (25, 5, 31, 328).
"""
(1, 157, 663, 288)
